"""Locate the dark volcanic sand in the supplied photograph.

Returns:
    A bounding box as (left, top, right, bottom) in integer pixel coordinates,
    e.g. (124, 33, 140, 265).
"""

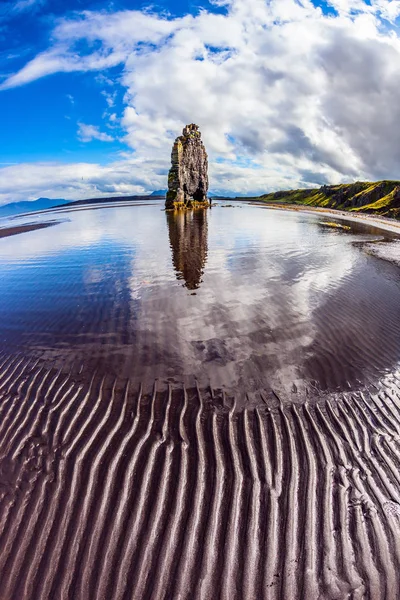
(1, 200, 400, 599)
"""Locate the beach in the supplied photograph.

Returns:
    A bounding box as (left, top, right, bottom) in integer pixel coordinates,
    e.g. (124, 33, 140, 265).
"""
(0, 200, 400, 598)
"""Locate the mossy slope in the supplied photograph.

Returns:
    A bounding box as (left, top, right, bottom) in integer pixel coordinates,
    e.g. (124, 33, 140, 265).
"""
(253, 181, 400, 219)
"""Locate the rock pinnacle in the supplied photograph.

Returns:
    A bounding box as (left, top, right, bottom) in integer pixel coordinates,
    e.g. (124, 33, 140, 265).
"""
(166, 124, 209, 209)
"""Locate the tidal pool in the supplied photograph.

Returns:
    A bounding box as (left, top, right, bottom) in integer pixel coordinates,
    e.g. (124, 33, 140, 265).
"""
(1, 200, 400, 600)
(0, 199, 399, 399)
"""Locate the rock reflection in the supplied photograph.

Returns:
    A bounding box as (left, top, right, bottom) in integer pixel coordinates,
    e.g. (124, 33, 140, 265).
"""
(167, 209, 208, 290)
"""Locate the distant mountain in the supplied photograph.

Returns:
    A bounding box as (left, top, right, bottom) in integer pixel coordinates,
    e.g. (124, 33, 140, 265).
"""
(254, 181, 400, 219)
(0, 198, 70, 219)
(150, 190, 167, 196)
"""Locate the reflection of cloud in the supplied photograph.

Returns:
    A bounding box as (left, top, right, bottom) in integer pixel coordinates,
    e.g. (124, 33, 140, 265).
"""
(1, 202, 390, 396)
(121, 205, 359, 393)
(83, 267, 104, 285)
(0, 214, 103, 262)
(200, 209, 356, 391)
(0, 203, 161, 262)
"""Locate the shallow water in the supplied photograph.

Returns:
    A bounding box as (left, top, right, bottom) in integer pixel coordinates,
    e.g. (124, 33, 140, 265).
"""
(0, 199, 400, 398)
(2, 200, 400, 600)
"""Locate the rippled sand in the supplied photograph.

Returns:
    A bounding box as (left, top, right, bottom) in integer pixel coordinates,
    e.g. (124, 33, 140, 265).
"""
(1, 201, 400, 599)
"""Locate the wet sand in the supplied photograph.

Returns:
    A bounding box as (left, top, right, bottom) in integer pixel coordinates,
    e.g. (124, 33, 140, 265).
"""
(248, 201, 400, 269)
(1, 201, 400, 598)
(1, 354, 400, 599)
(0, 221, 59, 238)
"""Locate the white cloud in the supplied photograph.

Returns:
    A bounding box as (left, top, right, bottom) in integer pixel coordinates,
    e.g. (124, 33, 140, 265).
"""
(0, 158, 167, 204)
(12, 0, 45, 13)
(327, 0, 400, 21)
(1, 0, 400, 204)
(101, 90, 117, 107)
(77, 122, 114, 142)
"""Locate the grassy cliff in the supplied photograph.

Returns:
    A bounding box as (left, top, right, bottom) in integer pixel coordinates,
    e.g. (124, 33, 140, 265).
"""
(253, 181, 400, 219)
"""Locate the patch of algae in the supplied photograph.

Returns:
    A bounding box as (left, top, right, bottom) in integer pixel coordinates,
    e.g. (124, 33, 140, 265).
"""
(165, 201, 209, 211)
(320, 221, 351, 230)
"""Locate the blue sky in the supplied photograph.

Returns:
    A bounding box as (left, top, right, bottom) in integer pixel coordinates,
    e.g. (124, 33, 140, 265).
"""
(0, 0, 228, 166)
(0, 0, 400, 204)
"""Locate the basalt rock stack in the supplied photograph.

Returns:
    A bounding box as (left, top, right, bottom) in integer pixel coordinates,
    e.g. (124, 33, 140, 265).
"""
(166, 124, 209, 209)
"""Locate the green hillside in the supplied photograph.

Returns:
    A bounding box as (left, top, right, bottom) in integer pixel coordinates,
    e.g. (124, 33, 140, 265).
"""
(253, 181, 400, 219)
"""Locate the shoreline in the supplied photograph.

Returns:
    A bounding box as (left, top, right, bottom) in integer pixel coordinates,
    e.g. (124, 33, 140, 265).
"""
(1, 200, 400, 597)
(243, 200, 400, 235)
(243, 200, 400, 269)
(0, 220, 60, 239)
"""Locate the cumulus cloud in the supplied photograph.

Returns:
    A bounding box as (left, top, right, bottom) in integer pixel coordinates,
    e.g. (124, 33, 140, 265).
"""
(77, 122, 114, 142)
(1, 0, 400, 203)
(327, 0, 400, 20)
(0, 158, 160, 205)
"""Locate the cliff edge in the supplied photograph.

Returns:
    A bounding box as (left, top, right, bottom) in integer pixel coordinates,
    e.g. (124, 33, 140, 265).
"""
(255, 181, 400, 219)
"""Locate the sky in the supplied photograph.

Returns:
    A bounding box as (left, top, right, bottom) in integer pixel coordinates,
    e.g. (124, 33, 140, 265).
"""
(0, 0, 400, 204)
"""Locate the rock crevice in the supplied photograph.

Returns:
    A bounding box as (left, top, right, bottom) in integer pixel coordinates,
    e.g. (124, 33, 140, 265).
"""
(166, 124, 209, 209)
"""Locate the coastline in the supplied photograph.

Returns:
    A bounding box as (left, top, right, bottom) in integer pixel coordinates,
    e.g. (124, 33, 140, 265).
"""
(0, 220, 60, 239)
(244, 200, 400, 235)
(243, 200, 400, 269)
(1, 199, 400, 597)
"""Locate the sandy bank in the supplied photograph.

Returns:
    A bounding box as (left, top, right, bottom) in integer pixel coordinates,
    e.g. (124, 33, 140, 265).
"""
(246, 201, 400, 267)
(246, 201, 400, 234)
(0, 220, 59, 239)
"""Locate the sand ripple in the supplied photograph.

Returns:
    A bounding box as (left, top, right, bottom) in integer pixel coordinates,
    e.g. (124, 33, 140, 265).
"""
(0, 354, 400, 599)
